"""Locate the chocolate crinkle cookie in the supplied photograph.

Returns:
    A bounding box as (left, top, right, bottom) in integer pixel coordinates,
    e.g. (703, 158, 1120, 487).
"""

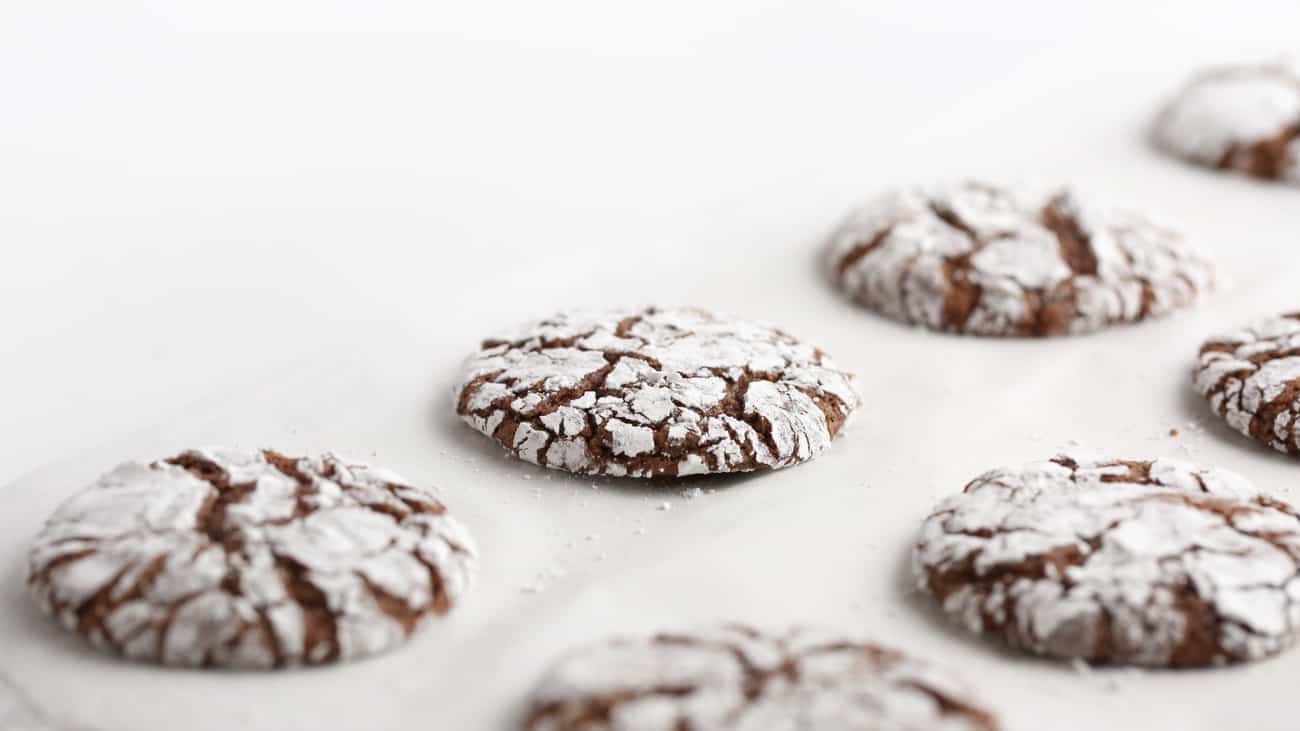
(826, 181, 1214, 337)
(1152, 60, 1300, 185)
(914, 450, 1300, 667)
(522, 625, 1000, 731)
(1196, 313, 1300, 455)
(454, 307, 860, 478)
(27, 448, 478, 668)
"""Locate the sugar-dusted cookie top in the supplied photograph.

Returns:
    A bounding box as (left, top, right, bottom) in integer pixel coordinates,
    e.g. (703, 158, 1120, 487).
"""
(523, 625, 1000, 731)
(1153, 61, 1300, 185)
(27, 448, 478, 668)
(827, 181, 1214, 336)
(914, 450, 1300, 666)
(1196, 312, 1300, 455)
(454, 307, 859, 478)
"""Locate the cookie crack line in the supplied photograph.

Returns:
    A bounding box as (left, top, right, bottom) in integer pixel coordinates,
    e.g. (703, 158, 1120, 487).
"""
(1039, 195, 1098, 276)
(454, 308, 860, 478)
(1230, 123, 1300, 179)
(827, 181, 1214, 337)
(916, 451, 1300, 667)
(167, 451, 258, 550)
(26, 447, 479, 669)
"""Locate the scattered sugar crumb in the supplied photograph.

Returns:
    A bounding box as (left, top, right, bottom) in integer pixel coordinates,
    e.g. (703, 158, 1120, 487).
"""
(521, 563, 569, 593)
(658, 501, 672, 511)
(681, 487, 704, 499)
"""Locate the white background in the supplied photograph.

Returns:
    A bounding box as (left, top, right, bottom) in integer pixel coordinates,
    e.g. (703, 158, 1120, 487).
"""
(2, 2, 1299, 730)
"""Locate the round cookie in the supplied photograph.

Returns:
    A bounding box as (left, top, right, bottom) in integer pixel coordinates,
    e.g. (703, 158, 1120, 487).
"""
(914, 451, 1300, 667)
(827, 181, 1214, 337)
(522, 625, 1000, 731)
(27, 448, 478, 668)
(1195, 313, 1300, 455)
(1152, 61, 1300, 185)
(454, 307, 860, 478)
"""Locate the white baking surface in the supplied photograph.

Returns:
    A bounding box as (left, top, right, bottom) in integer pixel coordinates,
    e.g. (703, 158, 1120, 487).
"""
(2, 2, 1299, 729)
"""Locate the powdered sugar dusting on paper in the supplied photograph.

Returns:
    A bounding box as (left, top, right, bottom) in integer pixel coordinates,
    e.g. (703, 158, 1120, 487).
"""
(454, 307, 860, 478)
(914, 450, 1300, 666)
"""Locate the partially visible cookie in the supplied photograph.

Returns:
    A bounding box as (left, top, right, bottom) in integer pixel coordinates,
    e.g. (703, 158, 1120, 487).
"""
(914, 451, 1300, 667)
(522, 625, 1000, 731)
(827, 181, 1214, 337)
(1153, 61, 1300, 185)
(27, 448, 478, 668)
(1195, 313, 1300, 454)
(454, 307, 860, 478)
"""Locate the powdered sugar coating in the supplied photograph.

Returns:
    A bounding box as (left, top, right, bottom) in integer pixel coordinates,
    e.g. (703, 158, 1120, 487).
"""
(1195, 313, 1300, 455)
(914, 450, 1300, 666)
(1153, 61, 1300, 185)
(523, 625, 999, 731)
(454, 307, 860, 478)
(827, 181, 1215, 337)
(27, 448, 478, 668)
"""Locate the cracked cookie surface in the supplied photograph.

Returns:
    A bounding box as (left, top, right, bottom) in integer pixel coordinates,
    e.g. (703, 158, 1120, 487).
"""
(1195, 313, 1300, 455)
(827, 181, 1214, 336)
(27, 447, 478, 668)
(522, 625, 1000, 731)
(1153, 61, 1300, 185)
(914, 450, 1300, 667)
(454, 307, 859, 478)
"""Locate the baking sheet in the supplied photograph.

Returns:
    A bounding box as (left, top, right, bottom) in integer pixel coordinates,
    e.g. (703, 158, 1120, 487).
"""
(3, 6, 1300, 730)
